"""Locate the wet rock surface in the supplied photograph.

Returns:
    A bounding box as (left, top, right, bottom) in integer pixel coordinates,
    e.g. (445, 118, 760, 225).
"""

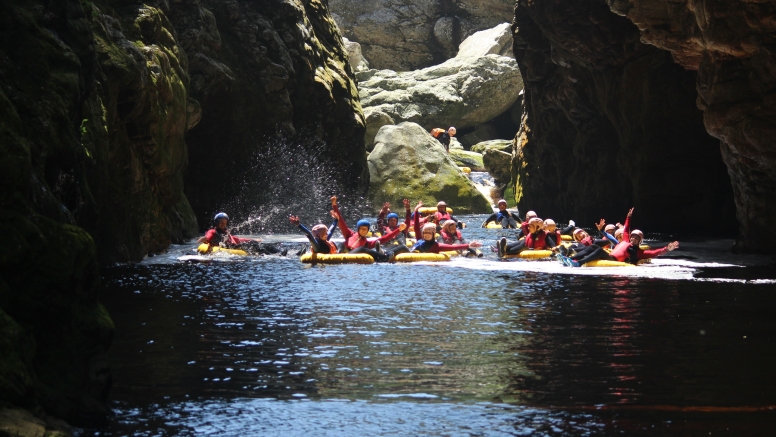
(0, 0, 364, 428)
(607, 0, 776, 251)
(511, 0, 737, 236)
(329, 0, 514, 70)
(368, 123, 490, 213)
(359, 55, 522, 131)
(171, 0, 367, 226)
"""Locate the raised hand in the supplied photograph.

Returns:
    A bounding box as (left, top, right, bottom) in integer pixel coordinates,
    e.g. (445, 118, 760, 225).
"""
(595, 219, 605, 230)
(667, 241, 679, 251)
(381, 202, 391, 212)
(403, 198, 410, 209)
(289, 215, 300, 226)
(398, 223, 407, 231)
(330, 210, 340, 220)
(627, 207, 634, 218)
(330, 196, 337, 206)
(415, 200, 423, 212)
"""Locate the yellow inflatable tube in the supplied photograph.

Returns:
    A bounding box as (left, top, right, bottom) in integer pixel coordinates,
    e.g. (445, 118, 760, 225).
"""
(485, 222, 519, 229)
(197, 244, 247, 256)
(582, 260, 632, 267)
(562, 235, 573, 241)
(503, 250, 553, 260)
(418, 207, 453, 215)
(394, 252, 451, 262)
(459, 167, 471, 174)
(300, 252, 375, 264)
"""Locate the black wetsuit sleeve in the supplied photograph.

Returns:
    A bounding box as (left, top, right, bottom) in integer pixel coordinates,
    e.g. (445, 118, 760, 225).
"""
(327, 219, 338, 240)
(482, 213, 498, 225)
(560, 225, 575, 235)
(511, 212, 522, 223)
(545, 234, 557, 248)
(593, 238, 611, 247)
(299, 224, 327, 253)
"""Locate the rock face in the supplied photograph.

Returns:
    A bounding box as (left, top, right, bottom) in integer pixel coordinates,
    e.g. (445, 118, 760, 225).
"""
(368, 123, 490, 213)
(170, 0, 367, 226)
(472, 139, 511, 154)
(0, 0, 365, 427)
(449, 150, 485, 172)
(510, 0, 737, 236)
(607, 1, 776, 251)
(364, 109, 395, 152)
(343, 38, 370, 72)
(359, 54, 522, 131)
(482, 149, 511, 184)
(329, 0, 514, 70)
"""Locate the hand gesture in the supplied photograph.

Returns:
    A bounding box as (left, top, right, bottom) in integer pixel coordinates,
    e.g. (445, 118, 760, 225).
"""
(667, 241, 679, 251)
(289, 215, 300, 226)
(398, 223, 407, 231)
(330, 210, 340, 220)
(627, 207, 634, 218)
(402, 198, 410, 209)
(330, 196, 337, 206)
(595, 219, 605, 231)
(415, 200, 423, 212)
(381, 202, 391, 213)
(469, 241, 483, 248)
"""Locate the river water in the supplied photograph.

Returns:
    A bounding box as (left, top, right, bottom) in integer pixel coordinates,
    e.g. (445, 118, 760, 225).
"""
(91, 216, 776, 436)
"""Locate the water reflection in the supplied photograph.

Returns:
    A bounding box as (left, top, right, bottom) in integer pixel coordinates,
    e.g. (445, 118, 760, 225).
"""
(93, 235, 776, 436)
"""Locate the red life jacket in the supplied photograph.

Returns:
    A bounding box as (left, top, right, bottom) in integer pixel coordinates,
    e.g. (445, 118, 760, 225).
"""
(439, 229, 462, 244)
(526, 230, 548, 249)
(435, 211, 453, 222)
(431, 128, 445, 138)
(346, 233, 368, 249)
(312, 240, 338, 254)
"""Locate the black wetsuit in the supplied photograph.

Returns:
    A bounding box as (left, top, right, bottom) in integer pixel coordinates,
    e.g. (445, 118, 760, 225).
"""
(436, 132, 451, 152)
(298, 219, 338, 254)
(505, 232, 557, 255)
(483, 210, 522, 229)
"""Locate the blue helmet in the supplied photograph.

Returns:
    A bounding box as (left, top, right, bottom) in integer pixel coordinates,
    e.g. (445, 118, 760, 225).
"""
(356, 219, 371, 229)
(214, 212, 229, 222)
(386, 213, 399, 220)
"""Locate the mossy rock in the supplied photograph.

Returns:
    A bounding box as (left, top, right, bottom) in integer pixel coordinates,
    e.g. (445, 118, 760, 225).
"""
(367, 122, 490, 214)
(471, 139, 512, 154)
(449, 150, 485, 171)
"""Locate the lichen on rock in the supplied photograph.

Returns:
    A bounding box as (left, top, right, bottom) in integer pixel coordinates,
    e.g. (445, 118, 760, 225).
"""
(368, 122, 490, 213)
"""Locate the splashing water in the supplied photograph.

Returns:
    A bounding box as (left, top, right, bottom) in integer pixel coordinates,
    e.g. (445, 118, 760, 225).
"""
(213, 135, 372, 234)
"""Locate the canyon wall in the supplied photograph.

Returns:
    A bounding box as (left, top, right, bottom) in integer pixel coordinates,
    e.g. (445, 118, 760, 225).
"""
(329, 0, 515, 70)
(171, 0, 367, 227)
(607, 0, 776, 251)
(0, 0, 364, 427)
(511, 0, 737, 236)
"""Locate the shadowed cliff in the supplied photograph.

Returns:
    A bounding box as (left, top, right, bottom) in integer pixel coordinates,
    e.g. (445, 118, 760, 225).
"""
(511, 0, 737, 237)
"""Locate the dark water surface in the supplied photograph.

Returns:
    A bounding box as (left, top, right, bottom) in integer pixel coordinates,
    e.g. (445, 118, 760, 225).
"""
(92, 217, 776, 436)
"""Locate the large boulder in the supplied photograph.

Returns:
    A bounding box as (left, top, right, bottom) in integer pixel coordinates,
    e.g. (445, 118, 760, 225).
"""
(472, 139, 512, 154)
(364, 109, 394, 152)
(456, 22, 513, 58)
(359, 54, 522, 130)
(343, 38, 370, 72)
(368, 123, 490, 213)
(483, 149, 512, 184)
(449, 150, 485, 171)
(329, 0, 514, 70)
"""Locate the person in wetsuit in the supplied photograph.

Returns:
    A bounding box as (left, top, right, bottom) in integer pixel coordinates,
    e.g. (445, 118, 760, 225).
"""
(482, 199, 521, 229)
(331, 196, 408, 261)
(289, 212, 338, 254)
(433, 201, 463, 229)
(435, 127, 457, 152)
(411, 201, 482, 253)
(498, 217, 557, 257)
(439, 220, 482, 257)
(376, 199, 411, 247)
(198, 212, 286, 255)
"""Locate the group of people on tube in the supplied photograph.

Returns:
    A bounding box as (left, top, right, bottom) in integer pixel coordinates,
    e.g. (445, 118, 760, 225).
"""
(200, 196, 678, 266)
(481, 201, 679, 266)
